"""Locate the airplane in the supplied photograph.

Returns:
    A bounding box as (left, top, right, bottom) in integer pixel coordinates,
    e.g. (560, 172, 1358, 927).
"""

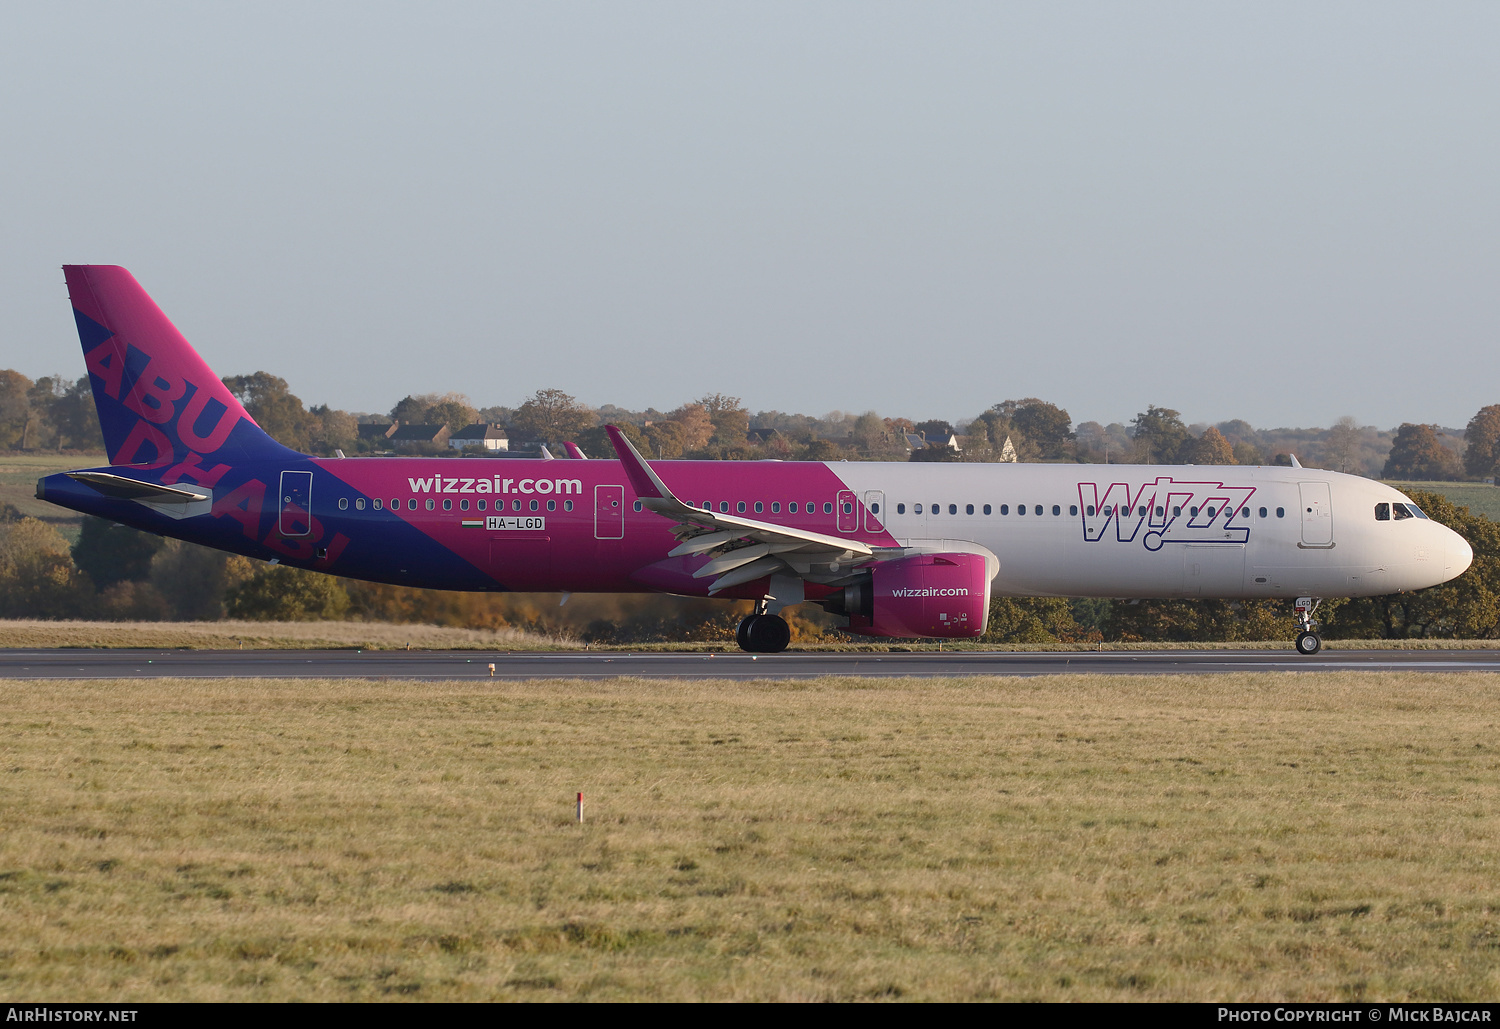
(35, 266, 1474, 655)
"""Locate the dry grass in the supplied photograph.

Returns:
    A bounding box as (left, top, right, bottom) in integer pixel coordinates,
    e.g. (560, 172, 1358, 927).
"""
(2, 672, 1499, 1001)
(0, 619, 581, 651)
(1, 617, 1497, 653)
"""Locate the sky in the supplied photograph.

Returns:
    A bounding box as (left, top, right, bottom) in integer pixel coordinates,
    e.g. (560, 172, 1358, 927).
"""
(2, 1, 1496, 431)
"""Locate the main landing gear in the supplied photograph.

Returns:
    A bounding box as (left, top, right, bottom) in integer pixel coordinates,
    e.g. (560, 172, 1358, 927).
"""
(736, 612, 791, 654)
(1294, 596, 1323, 655)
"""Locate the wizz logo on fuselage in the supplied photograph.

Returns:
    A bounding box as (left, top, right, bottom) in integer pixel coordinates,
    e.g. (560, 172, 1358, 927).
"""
(1077, 477, 1256, 552)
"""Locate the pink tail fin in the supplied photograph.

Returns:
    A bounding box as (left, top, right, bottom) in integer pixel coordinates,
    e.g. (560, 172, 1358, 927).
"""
(64, 265, 297, 469)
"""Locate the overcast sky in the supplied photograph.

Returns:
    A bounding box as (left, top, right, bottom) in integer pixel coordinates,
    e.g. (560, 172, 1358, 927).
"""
(2, 2, 1495, 430)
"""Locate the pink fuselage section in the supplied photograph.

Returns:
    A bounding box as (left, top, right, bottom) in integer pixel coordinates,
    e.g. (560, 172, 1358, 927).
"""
(316, 456, 892, 595)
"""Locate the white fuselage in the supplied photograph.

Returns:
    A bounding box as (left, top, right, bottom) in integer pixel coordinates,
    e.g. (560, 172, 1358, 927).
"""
(829, 462, 1472, 600)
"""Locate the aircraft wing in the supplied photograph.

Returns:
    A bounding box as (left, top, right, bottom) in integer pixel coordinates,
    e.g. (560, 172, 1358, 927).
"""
(605, 426, 875, 594)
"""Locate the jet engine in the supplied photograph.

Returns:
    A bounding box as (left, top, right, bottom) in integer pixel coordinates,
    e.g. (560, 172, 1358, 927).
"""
(823, 552, 991, 639)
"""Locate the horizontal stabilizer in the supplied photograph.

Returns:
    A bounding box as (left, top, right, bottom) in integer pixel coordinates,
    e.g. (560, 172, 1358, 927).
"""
(67, 471, 209, 503)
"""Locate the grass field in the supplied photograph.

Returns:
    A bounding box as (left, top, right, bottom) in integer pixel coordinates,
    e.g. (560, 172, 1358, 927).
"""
(2, 672, 1498, 1001)
(0, 452, 105, 540)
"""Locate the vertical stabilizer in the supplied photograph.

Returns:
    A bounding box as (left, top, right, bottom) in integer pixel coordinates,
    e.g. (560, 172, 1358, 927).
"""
(63, 265, 300, 468)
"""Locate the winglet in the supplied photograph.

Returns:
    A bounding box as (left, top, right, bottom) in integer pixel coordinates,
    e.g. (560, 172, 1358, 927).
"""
(605, 425, 675, 503)
(562, 441, 588, 460)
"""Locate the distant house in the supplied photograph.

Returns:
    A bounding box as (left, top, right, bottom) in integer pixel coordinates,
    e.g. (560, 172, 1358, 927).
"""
(358, 422, 397, 442)
(903, 431, 963, 454)
(386, 422, 451, 448)
(448, 423, 509, 451)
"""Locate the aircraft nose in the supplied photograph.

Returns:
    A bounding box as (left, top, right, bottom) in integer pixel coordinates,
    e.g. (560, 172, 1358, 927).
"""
(1448, 531, 1474, 578)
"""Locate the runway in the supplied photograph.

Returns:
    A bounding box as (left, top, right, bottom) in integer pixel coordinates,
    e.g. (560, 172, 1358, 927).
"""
(1, 647, 1498, 679)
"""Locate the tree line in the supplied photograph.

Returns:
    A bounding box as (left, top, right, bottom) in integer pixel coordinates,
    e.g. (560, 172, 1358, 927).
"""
(1, 364, 1497, 640)
(5, 364, 1498, 480)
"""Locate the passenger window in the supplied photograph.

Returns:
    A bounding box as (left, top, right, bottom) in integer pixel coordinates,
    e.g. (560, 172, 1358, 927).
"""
(1173, 506, 1181, 516)
(823, 503, 833, 514)
(564, 500, 573, 512)
(983, 504, 992, 515)
(871, 502, 880, 514)
(338, 498, 348, 510)
(1070, 505, 1078, 516)
(1276, 507, 1285, 518)
(356, 498, 366, 511)
(460, 499, 469, 511)
(425, 499, 435, 511)
(1034, 505, 1042, 516)
(896, 503, 905, 514)
(789, 502, 798, 513)
(1018, 505, 1026, 516)
(530, 499, 539, 512)
(931, 503, 940, 515)
(737, 502, 747, 513)
(1086, 506, 1095, 516)
(755, 502, 763, 513)
(1206, 507, 1216, 518)
(1054, 505, 1062, 516)
(634, 501, 643, 512)
(771, 502, 781, 513)
(1136, 506, 1145, 517)
(547, 499, 556, 511)
(1259, 507, 1267, 518)
(1001, 505, 1009, 515)
(1393, 503, 1413, 520)
(966, 504, 974, 515)
(915, 504, 923, 514)
(477, 500, 485, 511)
(514, 499, 522, 511)
(408, 499, 418, 510)
(948, 504, 957, 515)
(373, 499, 382, 510)
(720, 502, 730, 513)
(844, 503, 854, 514)
(1154, 506, 1164, 517)
(442, 499, 452, 511)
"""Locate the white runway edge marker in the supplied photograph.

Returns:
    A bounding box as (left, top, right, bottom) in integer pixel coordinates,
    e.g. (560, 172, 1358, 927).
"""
(577, 792, 583, 824)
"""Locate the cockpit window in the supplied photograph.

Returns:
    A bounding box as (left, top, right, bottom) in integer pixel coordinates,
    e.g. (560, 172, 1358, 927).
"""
(1392, 503, 1413, 520)
(1408, 503, 1429, 519)
(1375, 503, 1390, 521)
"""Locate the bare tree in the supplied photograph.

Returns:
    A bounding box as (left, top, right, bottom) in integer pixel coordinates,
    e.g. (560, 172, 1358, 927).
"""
(1327, 415, 1362, 474)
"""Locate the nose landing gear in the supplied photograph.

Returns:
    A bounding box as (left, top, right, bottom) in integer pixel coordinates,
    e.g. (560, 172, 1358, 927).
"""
(1294, 597, 1323, 655)
(736, 612, 791, 653)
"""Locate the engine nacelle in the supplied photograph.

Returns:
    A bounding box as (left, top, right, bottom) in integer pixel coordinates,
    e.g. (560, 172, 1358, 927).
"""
(841, 552, 991, 639)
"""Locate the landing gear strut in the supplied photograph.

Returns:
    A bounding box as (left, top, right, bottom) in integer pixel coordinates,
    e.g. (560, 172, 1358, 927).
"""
(1294, 596, 1322, 655)
(736, 613, 791, 653)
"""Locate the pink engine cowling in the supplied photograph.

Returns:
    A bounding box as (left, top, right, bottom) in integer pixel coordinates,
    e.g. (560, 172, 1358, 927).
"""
(845, 552, 991, 639)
